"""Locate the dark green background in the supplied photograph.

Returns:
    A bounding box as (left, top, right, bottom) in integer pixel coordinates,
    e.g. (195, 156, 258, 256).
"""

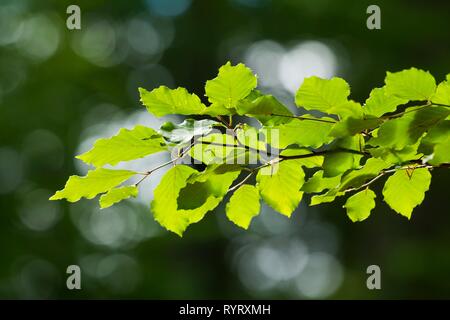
(0, 0, 449, 299)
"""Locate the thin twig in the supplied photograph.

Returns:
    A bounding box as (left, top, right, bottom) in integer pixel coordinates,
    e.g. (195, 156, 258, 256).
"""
(268, 113, 337, 124)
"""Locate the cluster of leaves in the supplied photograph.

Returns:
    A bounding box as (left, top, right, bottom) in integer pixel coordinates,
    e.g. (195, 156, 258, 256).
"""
(51, 62, 450, 236)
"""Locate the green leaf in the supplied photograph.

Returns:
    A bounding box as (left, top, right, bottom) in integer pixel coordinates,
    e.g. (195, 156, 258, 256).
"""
(99, 186, 138, 209)
(431, 80, 450, 105)
(338, 158, 391, 191)
(266, 116, 336, 149)
(160, 119, 221, 144)
(139, 86, 206, 117)
(237, 93, 293, 126)
(322, 135, 364, 177)
(205, 62, 257, 108)
(363, 87, 407, 117)
(301, 170, 341, 193)
(368, 106, 450, 150)
(385, 68, 436, 101)
(50, 168, 136, 202)
(280, 148, 324, 168)
(226, 184, 260, 229)
(257, 160, 305, 217)
(151, 165, 241, 236)
(151, 165, 197, 236)
(310, 189, 344, 206)
(343, 189, 376, 222)
(369, 143, 422, 165)
(329, 117, 382, 138)
(419, 120, 450, 165)
(201, 103, 235, 116)
(190, 133, 247, 165)
(382, 168, 431, 219)
(76, 125, 166, 167)
(236, 124, 266, 151)
(295, 76, 362, 118)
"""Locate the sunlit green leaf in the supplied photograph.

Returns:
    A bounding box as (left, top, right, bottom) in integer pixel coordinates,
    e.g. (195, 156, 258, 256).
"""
(383, 168, 431, 219)
(385, 68, 436, 101)
(76, 125, 166, 167)
(160, 119, 221, 144)
(99, 186, 138, 209)
(295, 76, 363, 118)
(205, 62, 257, 108)
(139, 86, 206, 117)
(50, 168, 136, 202)
(257, 160, 305, 217)
(344, 189, 376, 222)
(363, 87, 407, 117)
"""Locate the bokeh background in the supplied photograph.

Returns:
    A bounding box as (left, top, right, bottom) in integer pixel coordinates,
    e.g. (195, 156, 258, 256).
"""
(0, 0, 449, 299)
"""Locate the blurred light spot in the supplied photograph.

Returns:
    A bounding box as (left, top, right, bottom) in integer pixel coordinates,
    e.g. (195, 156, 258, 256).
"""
(14, 259, 59, 298)
(19, 189, 62, 231)
(243, 40, 337, 95)
(295, 252, 343, 298)
(127, 18, 161, 56)
(0, 4, 25, 46)
(71, 20, 127, 67)
(16, 13, 60, 62)
(256, 239, 308, 281)
(0, 147, 23, 194)
(230, 0, 270, 8)
(279, 41, 337, 94)
(127, 64, 174, 101)
(145, 0, 192, 17)
(234, 237, 309, 294)
(244, 40, 285, 89)
(70, 202, 161, 249)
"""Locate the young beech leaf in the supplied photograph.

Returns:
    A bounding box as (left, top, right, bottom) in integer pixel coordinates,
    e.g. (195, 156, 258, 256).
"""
(267, 116, 336, 149)
(50, 168, 136, 202)
(139, 86, 206, 117)
(338, 158, 391, 191)
(301, 170, 341, 193)
(431, 80, 450, 105)
(159, 118, 220, 144)
(329, 117, 382, 138)
(344, 189, 376, 222)
(363, 87, 407, 117)
(257, 160, 305, 217)
(226, 184, 260, 229)
(99, 186, 138, 209)
(151, 165, 241, 236)
(385, 68, 436, 101)
(190, 133, 247, 165)
(368, 106, 450, 150)
(76, 125, 166, 167)
(322, 135, 364, 177)
(383, 168, 431, 219)
(295, 76, 363, 118)
(205, 62, 257, 108)
(280, 148, 324, 168)
(236, 93, 293, 126)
